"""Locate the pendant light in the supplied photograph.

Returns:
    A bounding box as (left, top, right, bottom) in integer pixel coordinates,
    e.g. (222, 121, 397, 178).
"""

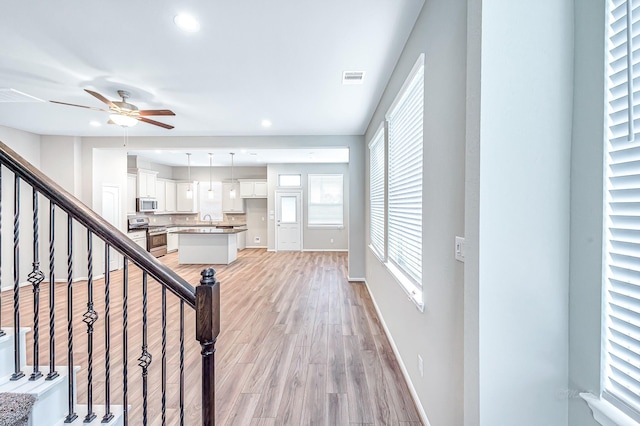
(207, 153, 214, 199)
(186, 153, 193, 199)
(229, 152, 236, 200)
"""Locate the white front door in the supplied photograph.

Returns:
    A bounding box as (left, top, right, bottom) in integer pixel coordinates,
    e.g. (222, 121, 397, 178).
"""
(275, 191, 302, 251)
(102, 185, 121, 271)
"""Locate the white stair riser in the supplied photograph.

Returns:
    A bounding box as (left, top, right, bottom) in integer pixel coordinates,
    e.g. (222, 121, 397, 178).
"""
(0, 329, 28, 377)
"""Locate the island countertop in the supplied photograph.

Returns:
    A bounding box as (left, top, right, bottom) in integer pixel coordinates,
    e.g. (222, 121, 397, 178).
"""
(173, 228, 247, 235)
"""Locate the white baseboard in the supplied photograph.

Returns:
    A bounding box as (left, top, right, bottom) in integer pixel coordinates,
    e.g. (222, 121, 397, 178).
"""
(245, 245, 267, 249)
(302, 249, 348, 252)
(362, 278, 431, 426)
(347, 276, 366, 282)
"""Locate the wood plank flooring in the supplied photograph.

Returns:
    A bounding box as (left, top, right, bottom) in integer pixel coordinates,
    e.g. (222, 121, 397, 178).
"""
(1, 249, 422, 425)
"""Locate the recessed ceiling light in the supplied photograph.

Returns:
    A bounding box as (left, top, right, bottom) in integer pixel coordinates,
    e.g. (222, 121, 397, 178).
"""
(89, 120, 101, 127)
(261, 119, 272, 128)
(174, 14, 200, 32)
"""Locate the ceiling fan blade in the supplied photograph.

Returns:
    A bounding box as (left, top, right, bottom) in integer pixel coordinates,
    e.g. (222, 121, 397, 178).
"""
(84, 89, 116, 108)
(138, 117, 174, 129)
(138, 109, 176, 116)
(50, 100, 108, 112)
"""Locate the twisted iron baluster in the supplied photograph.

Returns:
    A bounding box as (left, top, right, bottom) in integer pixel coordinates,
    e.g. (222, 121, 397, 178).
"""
(11, 175, 24, 380)
(83, 230, 97, 423)
(0, 167, 4, 338)
(122, 258, 129, 426)
(47, 201, 58, 380)
(162, 287, 167, 426)
(29, 189, 44, 381)
(102, 243, 113, 423)
(138, 271, 152, 426)
(180, 300, 184, 426)
(64, 215, 77, 423)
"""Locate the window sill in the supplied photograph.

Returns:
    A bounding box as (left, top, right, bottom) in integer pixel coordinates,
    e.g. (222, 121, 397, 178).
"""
(581, 393, 639, 426)
(308, 225, 344, 230)
(384, 261, 424, 312)
(368, 244, 384, 262)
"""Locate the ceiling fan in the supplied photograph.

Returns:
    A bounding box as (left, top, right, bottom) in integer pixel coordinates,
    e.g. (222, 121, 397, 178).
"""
(50, 89, 175, 129)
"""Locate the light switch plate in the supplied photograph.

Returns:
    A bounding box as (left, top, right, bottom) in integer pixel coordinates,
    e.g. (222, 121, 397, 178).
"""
(455, 236, 465, 262)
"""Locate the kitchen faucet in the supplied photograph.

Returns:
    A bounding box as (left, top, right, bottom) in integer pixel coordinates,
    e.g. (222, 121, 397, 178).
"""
(203, 214, 212, 224)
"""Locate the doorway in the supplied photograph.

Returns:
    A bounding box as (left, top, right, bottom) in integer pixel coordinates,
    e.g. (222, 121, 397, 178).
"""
(275, 191, 302, 251)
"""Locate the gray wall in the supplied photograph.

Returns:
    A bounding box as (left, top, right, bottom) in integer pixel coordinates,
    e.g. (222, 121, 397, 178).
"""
(466, 0, 573, 425)
(568, 1, 606, 425)
(363, 0, 467, 423)
(267, 163, 349, 252)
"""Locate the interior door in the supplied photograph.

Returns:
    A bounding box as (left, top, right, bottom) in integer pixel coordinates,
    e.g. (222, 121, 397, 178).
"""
(275, 191, 302, 251)
(102, 185, 121, 271)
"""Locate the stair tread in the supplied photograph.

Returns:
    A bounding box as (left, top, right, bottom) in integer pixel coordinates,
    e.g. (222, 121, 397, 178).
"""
(0, 365, 78, 395)
(0, 327, 30, 345)
(54, 404, 124, 426)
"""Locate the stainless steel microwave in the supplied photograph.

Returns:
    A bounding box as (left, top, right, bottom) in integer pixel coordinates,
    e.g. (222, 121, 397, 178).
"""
(136, 197, 158, 212)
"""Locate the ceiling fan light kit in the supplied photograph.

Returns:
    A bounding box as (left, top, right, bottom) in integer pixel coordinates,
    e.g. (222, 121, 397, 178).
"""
(51, 89, 176, 129)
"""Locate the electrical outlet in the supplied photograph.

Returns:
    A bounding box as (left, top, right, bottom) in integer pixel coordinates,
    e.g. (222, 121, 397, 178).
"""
(231, 217, 235, 221)
(455, 236, 465, 262)
(254, 236, 261, 243)
(330, 238, 334, 243)
(418, 354, 423, 377)
(186, 217, 190, 221)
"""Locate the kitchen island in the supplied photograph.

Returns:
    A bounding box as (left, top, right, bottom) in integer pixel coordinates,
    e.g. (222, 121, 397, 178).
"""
(176, 228, 247, 265)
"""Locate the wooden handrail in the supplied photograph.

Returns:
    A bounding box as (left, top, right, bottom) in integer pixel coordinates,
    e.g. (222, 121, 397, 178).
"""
(0, 141, 196, 309)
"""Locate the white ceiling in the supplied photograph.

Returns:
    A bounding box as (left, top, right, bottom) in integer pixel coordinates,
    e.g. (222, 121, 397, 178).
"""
(128, 148, 349, 167)
(0, 1, 424, 137)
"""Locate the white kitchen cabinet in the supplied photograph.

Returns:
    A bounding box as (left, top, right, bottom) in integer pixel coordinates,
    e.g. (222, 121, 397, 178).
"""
(165, 181, 177, 213)
(239, 180, 268, 198)
(127, 230, 147, 250)
(155, 179, 166, 212)
(126, 174, 137, 214)
(222, 183, 244, 213)
(137, 169, 158, 198)
(176, 182, 198, 212)
(167, 229, 179, 253)
(236, 228, 246, 251)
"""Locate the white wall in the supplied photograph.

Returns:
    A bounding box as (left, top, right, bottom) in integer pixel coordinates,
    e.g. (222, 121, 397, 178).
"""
(466, 0, 573, 425)
(363, 0, 467, 423)
(0, 125, 41, 290)
(267, 163, 349, 252)
(568, 1, 606, 425)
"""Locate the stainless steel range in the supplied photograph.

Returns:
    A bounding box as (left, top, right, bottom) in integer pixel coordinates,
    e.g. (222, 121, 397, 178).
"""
(127, 217, 168, 258)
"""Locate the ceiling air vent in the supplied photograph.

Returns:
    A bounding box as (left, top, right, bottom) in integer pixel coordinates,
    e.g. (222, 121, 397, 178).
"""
(342, 71, 365, 85)
(0, 88, 43, 103)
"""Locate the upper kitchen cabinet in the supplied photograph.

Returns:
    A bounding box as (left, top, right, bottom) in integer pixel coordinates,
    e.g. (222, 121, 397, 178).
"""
(239, 180, 268, 198)
(155, 179, 167, 212)
(165, 180, 177, 213)
(222, 183, 245, 213)
(136, 169, 158, 198)
(176, 181, 198, 213)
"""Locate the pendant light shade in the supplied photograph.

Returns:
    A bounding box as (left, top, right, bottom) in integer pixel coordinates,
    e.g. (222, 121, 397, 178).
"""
(229, 153, 236, 200)
(207, 153, 214, 199)
(186, 153, 193, 199)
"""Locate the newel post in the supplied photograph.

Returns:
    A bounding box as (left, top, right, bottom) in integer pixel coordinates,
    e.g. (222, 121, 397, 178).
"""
(196, 267, 220, 426)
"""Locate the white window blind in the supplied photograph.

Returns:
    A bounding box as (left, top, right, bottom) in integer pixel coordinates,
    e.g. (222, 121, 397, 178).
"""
(386, 54, 424, 297)
(604, 0, 640, 421)
(369, 124, 385, 260)
(308, 174, 343, 226)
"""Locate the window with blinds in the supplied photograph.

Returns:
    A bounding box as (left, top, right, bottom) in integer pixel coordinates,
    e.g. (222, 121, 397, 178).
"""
(604, 0, 640, 421)
(308, 174, 343, 226)
(385, 54, 424, 305)
(369, 124, 385, 260)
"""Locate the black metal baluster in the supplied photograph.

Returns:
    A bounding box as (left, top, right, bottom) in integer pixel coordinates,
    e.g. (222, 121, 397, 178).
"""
(11, 175, 24, 381)
(47, 202, 58, 380)
(83, 230, 97, 423)
(0, 167, 4, 338)
(102, 243, 113, 423)
(161, 287, 167, 426)
(180, 300, 184, 426)
(29, 189, 44, 381)
(122, 258, 129, 426)
(138, 271, 152, 426)
(65, 215, 77, 423)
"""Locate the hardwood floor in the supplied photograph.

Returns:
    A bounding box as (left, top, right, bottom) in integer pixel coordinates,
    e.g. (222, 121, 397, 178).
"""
(1, 249, 422, 425)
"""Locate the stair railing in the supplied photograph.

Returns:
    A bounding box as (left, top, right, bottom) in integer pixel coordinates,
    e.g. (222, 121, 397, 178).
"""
(0, 141, 219, 425)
